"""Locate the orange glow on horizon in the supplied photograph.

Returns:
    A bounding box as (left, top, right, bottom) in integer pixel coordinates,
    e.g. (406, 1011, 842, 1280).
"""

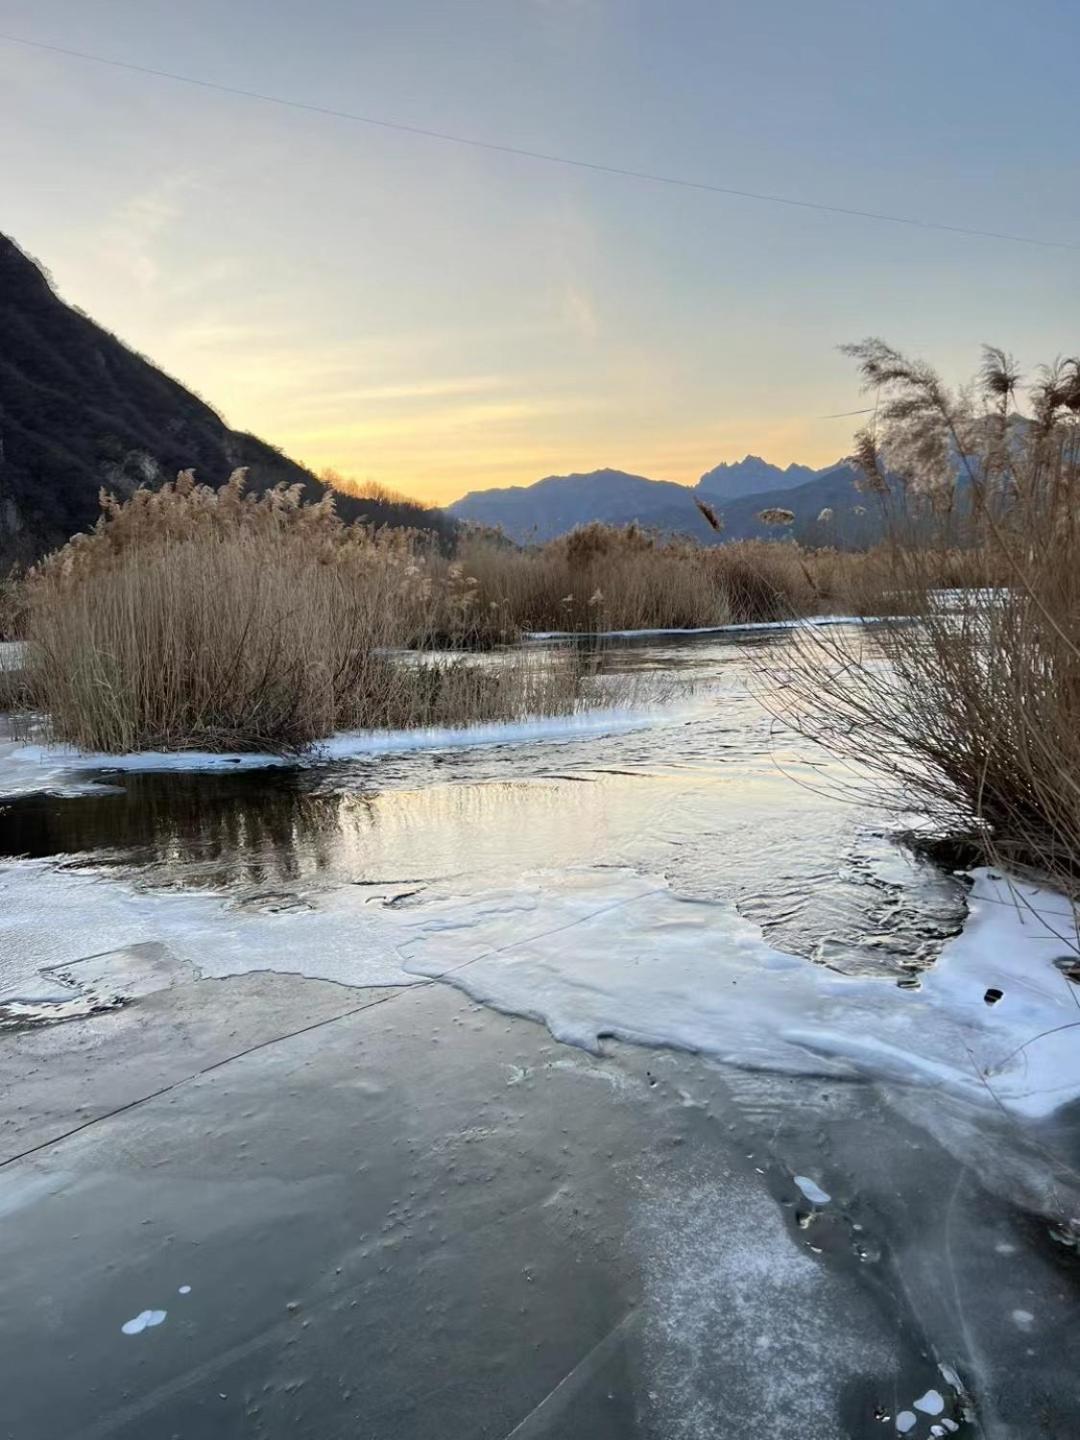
(268, 417, 855, 508)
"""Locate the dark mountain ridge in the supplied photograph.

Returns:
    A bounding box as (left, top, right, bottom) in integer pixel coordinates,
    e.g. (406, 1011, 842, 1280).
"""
(450, 468, 714, 542)
(450, 460, 881, 546)
(0, 233, 454, 567)
(695, 454, 821, 500)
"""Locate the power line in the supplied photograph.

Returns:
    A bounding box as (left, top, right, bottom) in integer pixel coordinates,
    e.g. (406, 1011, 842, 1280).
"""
(817, 407, 877, 419)
(3, 30, 1079, 253)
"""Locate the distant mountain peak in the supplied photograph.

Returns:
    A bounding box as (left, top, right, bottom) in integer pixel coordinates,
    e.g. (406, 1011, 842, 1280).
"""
(449, 457, 872, 547)
(695, 454, 824, 500)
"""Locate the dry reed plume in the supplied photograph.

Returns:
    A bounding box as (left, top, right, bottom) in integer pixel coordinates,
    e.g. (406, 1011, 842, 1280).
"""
(23, 471, 589, 753)
(770, 342, 1080, 897)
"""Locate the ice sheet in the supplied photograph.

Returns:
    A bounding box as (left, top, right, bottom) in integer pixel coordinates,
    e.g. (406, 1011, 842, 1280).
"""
(0, 859, 417, 999)
(0, 708, 665, 789)
(526, 615, 886, 641)
(4, 848, 1076, 1123)
(400, 867, 1080, 1120)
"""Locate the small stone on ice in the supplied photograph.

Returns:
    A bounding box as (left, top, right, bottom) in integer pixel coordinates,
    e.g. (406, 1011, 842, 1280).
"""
(914, 1389, 945, 1415)
(896, 1413, 917, 1434)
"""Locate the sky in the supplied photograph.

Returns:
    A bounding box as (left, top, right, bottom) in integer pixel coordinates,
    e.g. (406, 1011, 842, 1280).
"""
(1, 1, 1078, 505)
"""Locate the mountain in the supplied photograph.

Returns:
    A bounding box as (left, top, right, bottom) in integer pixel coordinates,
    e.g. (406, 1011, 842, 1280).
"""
(0, 233, 455, 567)
(450, 468, 719, 544)
(450, 461, 882, 546)
(695, 454, 820, 501)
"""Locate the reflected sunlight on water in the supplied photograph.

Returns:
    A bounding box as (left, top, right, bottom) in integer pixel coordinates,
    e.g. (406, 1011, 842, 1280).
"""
(0, 627, 967, 977)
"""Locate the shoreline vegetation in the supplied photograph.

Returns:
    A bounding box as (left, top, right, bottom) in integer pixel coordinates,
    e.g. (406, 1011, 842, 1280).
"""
(7, 466, 938, 756)
(770, 342, 1080, 902)
(16, 473, 599, 755)
(2, 338, 1076, 913)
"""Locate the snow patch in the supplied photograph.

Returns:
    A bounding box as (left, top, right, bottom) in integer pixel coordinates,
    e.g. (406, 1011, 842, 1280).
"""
(0, 859, 418, 996)
(402, 867, 1080, 1120)
(0, 709, 664, 789)
(121, 1309, 167, 1335)
(6, 844, 1078, 1132)
(527, 614, 886, 641)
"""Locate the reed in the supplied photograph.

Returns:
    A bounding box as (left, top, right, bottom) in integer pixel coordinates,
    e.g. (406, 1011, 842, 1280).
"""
(23, 471, 589, 753)
(771, 343, 1080, 895)
(431, 525, 856, 635)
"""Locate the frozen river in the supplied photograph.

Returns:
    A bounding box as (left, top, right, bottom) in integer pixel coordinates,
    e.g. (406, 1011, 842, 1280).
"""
(0, 627, 1077, 1438)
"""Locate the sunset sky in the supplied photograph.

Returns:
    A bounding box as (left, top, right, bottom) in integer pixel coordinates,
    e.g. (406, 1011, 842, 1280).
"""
(2, 0, 1077, 504)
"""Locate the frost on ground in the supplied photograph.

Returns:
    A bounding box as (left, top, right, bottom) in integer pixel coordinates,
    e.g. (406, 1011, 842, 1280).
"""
(635, 1174, 896, 1440)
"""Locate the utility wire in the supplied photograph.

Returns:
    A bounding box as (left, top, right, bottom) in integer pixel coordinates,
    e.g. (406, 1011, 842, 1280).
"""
(3, 30, 1079, 253)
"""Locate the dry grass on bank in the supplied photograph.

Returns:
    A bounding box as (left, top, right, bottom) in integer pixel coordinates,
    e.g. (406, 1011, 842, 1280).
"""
(14, 454, 1011, 757)
(0, 567, 26, 641)
(436, 525, 732, 637)
(431, 528, 865, 639)
(769, 342, 1080, 896)
(22, 472, 590, 754)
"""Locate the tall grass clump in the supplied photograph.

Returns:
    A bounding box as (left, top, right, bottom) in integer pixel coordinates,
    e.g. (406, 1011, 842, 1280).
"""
(23, 472, 588, 753)
(432, 524, 843, 636)
(435, 523, 732, 636)
(773, 341, 1080, 896)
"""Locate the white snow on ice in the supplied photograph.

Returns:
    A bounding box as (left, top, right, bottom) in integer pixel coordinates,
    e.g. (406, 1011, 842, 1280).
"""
(121, 1308, 167, 1336)
(526, 614, 887, 641)
(400, 866, 1080, 1120)
(4, 847, 1078, 1124)
(0, 709, 667, 791)
(0, 860, 417, 998)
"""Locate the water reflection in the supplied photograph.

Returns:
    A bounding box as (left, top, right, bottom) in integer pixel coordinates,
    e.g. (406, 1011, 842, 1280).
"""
(0, 769, 668, 895)
(0, 627, 966, 977)
(0, 772, 345, 890)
